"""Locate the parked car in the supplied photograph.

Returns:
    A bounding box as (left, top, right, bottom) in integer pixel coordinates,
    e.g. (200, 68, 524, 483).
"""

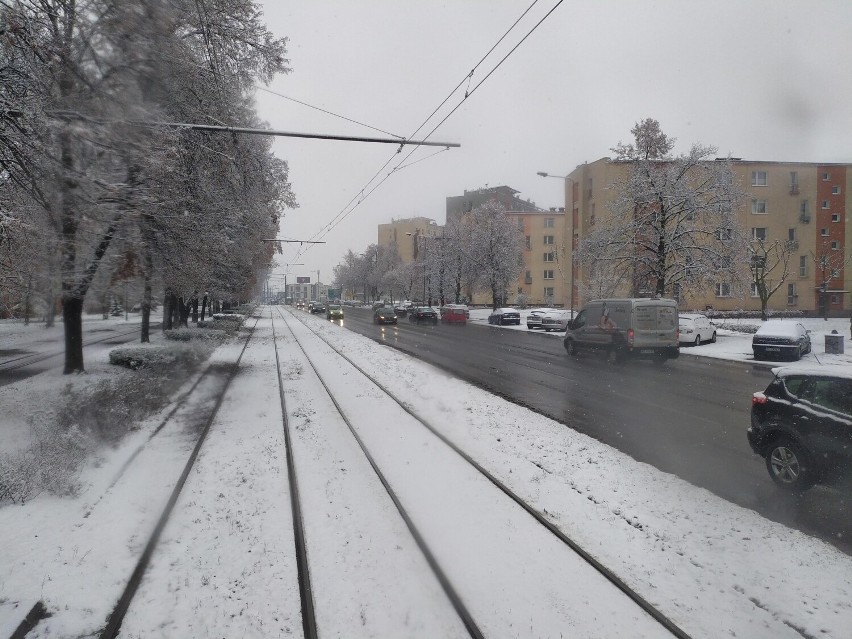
(373, 307, 398, 325)
(563, 298, 679, 363)
(540, 310, 573, 332)
(439, 304, 468, 324)
(678, 313, 717, 346)
(310, 303, 326, 314)
(752, 320, 811, 361)
(393, 304, 409, 317)
(488, 308, 521, 325)
(748, 367, 852, 491)
(326, 304, 344, 320)
(409, 306, 438, 324)
(526, 308, 557, 330)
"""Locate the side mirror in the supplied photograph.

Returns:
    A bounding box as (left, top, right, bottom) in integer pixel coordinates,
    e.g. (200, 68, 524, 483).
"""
(566, 320, 575, 330)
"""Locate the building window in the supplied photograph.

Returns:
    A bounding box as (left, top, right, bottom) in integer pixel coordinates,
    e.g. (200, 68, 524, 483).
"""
(751, 199, 767, 214)
(788, 228, 797, 242)
(752, 171, 767, 186)
(525, 236, 531, 250)
(799, 255, 807, 277)
(788, 284, 797, 305)
(831, 240, 840, 250)
(789, 171, 799, 193)
(543, 252, 554, 262)
(543, 235, 554, 245)
(832, 185, 841, 195)
(544, 217, 554, 228)
(517, 218, 524, 231)
(543, 270, 554, 280)
(750, 283, 759, 297)
(830, 294, 840, 304)
(716, 228, 732, 241)
(832, 214, 840, 223)
(715, 283, 731, 297)
(544, 287, 554, 298)
(587, 178, 593, 197)
(751, 227, 767, 241)
(821, 228, 829, 236)
(822, 200, 830, 209)
(822, 171, 831, 181)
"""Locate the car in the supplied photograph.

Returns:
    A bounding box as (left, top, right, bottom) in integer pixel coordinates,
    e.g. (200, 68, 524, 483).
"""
(752, 320, 811, 361)
(393, 304, 409, 317)
(678, 313, 717, 346)
(439, 304, 468, 324)
(488, 308, 521, 325)
(540, 310, 573, 332)
(373, 307, 398, 325)
(296, 301, 305, 310)
(563, 298, 679, 362)
(326, 304, 344, 320)
(409, 306, 438, 324)
(525, 308, 557, 330)
(310, 303, 326, 314)
(748, 367, 852, 491)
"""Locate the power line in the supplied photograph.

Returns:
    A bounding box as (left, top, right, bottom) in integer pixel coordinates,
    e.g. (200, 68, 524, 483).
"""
(255, 86, 405, 140)
(300, 0, 565, 252)
(295, 1, 544, 254)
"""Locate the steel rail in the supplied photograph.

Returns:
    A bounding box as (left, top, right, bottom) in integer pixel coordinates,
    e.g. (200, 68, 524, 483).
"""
(285, 306, 693, 639)
(269, 310, 318, 639)
(274, 307, 486, 639)
(98, 316, 260, 639)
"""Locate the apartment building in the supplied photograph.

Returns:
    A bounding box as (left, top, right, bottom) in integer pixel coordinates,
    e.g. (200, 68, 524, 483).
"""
(377, 216, 441, 262)
(567, 158, 850, 314)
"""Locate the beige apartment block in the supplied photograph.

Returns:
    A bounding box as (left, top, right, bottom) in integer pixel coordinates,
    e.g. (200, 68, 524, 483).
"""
(463, 209, 567, 307)
(377, 217, 442, 262)
(566, 158, 850, 315)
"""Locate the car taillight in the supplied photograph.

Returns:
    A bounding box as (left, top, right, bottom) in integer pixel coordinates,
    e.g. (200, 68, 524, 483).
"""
(752, 392, 768, 406)
(627, 328, 634, 347)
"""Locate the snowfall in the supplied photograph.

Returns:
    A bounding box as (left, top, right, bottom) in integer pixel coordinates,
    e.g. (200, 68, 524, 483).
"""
(1, 308, 851, 638)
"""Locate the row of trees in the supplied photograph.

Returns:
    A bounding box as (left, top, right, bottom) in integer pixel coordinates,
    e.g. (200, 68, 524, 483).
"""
(333, 202, 525, 309)
(0, 0, 295, 372)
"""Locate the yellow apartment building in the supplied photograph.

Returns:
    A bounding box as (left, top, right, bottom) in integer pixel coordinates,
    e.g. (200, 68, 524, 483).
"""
(565, 158, 850, 315)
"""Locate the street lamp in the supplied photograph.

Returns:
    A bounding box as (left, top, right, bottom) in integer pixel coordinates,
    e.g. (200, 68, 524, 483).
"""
(537, 170, 573, 316)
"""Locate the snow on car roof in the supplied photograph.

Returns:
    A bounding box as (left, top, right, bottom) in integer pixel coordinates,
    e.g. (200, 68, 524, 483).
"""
(755, 320, 803, 338)
(772, 365, 852, 380)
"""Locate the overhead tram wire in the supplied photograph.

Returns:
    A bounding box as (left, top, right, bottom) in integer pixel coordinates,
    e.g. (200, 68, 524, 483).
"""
(301, 0, 565, 249)
(294, 0, 547, 258)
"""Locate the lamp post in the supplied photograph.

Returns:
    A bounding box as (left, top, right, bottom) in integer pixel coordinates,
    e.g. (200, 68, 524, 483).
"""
(537, 171, 573, 316)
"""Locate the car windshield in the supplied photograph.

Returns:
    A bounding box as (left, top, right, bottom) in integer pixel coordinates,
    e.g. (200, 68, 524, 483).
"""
(5, 4, 852, 638)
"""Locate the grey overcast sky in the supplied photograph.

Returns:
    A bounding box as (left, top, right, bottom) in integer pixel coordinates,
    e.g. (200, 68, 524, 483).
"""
(254, 0, 852, 287)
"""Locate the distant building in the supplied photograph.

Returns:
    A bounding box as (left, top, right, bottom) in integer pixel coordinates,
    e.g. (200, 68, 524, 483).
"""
(446, 185, 542, 224)
(377, 216, 441, 262)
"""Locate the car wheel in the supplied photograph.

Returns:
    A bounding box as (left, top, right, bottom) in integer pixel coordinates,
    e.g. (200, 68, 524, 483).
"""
(565, 339, 578, 356)
(710, 331, 717, 343)
(694, 336, 700, 347)
(765, 438, 815, 491)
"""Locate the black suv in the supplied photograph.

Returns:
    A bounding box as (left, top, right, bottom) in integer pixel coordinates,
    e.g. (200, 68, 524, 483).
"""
(748, 367, 852, 491)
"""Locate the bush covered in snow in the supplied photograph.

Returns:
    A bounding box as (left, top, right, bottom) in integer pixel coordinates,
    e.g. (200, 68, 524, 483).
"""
(164, 327, 228, 342)
(109, 341, 212, 369)
(0, 424, 88, 504)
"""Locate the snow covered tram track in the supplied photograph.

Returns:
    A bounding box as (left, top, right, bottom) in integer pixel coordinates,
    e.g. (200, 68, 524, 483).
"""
(282, 307, 693, 639)
(95, 315, 261, 639)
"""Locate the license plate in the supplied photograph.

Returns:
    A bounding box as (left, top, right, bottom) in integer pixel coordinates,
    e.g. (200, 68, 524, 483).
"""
(640, 349, 655, 354)
(765, 347, 780, 352)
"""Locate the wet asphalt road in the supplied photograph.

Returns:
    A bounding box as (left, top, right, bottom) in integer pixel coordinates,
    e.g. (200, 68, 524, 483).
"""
(324, 305, 852, 555)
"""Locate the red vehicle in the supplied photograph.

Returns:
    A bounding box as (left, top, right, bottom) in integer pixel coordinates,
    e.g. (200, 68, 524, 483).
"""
(440, 304, 468, 324)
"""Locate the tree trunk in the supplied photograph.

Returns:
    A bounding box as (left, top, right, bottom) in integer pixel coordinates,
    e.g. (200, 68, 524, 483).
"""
(62, 296, 85, 373)
(178, 297, 190, 327)
(141, 267, 152, 343)
(162, 291, 173, 331)
(200, 294, 208, 321)
(191, 296, 199, 323)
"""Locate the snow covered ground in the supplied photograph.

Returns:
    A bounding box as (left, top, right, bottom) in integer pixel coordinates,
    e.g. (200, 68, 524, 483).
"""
(1, 308, 851, 637)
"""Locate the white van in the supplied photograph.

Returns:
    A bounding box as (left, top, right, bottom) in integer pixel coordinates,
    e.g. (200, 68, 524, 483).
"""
(563, 298, 679, 363)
